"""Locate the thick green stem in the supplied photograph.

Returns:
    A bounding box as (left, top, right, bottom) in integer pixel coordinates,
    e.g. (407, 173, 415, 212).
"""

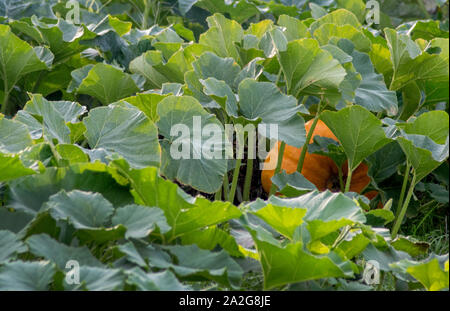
(338, 167, 345, 192)
(396, 161, 411, 219)
(1, 76, 9, 115)
(344, 162, 353, 193)
(223, 173, 229, 201)
(228, 158, 242, 203)
(391, 172, 417, 239)
(47, 137, 62, 166)
(269, 141, 286, 196)
(215, 187, 222, 201)
(142, 0, 150, 29)
(243, 158, 253, 202)
(296, 103, 322, 173)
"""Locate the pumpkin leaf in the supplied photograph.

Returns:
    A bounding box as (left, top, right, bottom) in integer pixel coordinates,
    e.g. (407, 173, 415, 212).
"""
(73, 63, 140, 104)
(156, 95, 228, 193)
(321, 105, 392, 171)
(396, 111, 449, 183)
(238, 79, 306, 148)
(112, 204, 171, 239)
(126, 268, 190, 291)
(278, 38, 347, 100)
(0, 153, 36, 182)
(271, 171, 318, 197)
(0, 230, 27, 263)
(199, 13, 243, 64)
(0, 117, 33, 154)
(0, 261, 55, 291)
(83, 105, 160, 169)
(0, 24, 52, 99)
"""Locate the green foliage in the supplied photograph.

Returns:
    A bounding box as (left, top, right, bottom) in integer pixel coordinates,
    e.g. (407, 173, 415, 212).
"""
(0, 1, 448, 292)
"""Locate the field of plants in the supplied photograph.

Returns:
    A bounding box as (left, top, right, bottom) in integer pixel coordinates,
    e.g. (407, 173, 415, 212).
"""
(0, 0, 448, 291)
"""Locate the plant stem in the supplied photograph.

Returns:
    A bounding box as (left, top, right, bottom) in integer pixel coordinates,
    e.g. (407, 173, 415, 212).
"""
(396, 161, 411, 219)
(338, 167, 345, 192)
(47, 137, 62, 166)
(269, 141, 286, 196)
(391, 171, 417, 239)
(344, 162, 353, 193)
(243, 158, 253, 202)
(1, 76, 9, 115)
(274, 67, 282, 87)
(142, 0, 150, 29)
(331, 225, 351, 249)
(214, 187, 222, 201)
(296, 102, 322, 173)
(228, 158, 242, 203)
(223, 173, 229, 200)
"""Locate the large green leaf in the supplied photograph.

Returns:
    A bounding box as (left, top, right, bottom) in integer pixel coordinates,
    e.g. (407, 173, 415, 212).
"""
(0, 0, 56, 19)
(180, 226, 242, 257)
(84, 105, 160, 169)
(64, 267, 125, 291)
(199, 13, 243, 64)
(0, 230, 27, 263)
(10, 17, 95, 63)
(0, 153, 35, 182)
(129, 43, 210, 89)
(246, 224, 354, 289)
(386, 29, 449, 93)
(126, 268, 189, 291)
(109, 160, 240, 239)
(72, 63, 139, 104)
(7, 164, 133, 215)
(252, 204, 307, 240)
(0, 261, 55, 291)
(117, 93, 167, 122)
(157, 244, 243, 288)
(313, 24, 371, 52)
(393, 258, 449, 291)
(367, 141, 406, 185)
(26, 234, 103, 269)
(396, 111, 449, 183)
(0, 117, 33, 153)
(277, 14, 309, 41)
(0, 24, 51, 108)
(349, 47, 398, 116)
(271, 171, 318, 197)
(405, 20, 450, 41)
(111, 204, 171, 239)
(238, 78, 306, 148)
(192, 52, 240, 88)
(195, 0, 259, 24)
(257, 191, 366, 242)
(46, 190, 114, 230)
(321, 105, 392, 171)
(309, 9, 362, 34)
(336, 0, 366, 23)
(201, 77, 238, 117)
(278, 38, 346, 99)
(16, 94, 86, 144)
(156, 95, 228, 193)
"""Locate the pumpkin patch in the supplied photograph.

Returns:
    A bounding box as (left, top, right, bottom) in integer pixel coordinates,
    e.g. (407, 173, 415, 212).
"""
(0, 0, 448, 292)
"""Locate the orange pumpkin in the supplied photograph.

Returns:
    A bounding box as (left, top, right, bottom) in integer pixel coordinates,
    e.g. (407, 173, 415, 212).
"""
(261, 119, 371, 195)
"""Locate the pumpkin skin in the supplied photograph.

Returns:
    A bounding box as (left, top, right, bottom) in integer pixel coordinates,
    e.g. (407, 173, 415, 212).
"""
(261, 119, 371, 194)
